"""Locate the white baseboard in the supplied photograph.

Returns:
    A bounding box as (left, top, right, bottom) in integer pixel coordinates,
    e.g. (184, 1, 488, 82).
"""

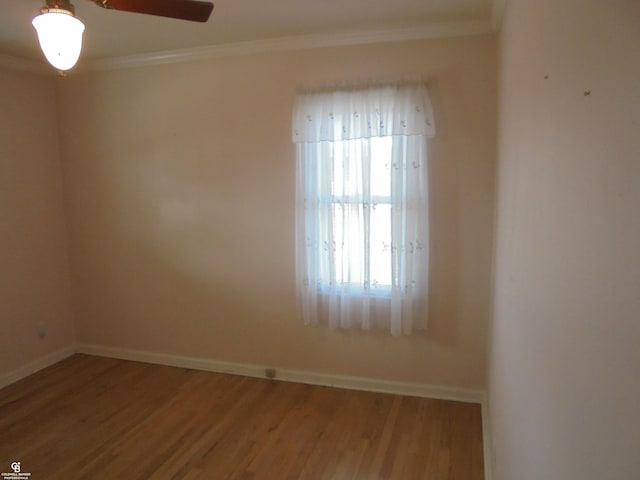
(481, 394, 494, 480)
(0, 345, 76, 389)
(2, 343, 491, 477)
(76, 343, 484, 404)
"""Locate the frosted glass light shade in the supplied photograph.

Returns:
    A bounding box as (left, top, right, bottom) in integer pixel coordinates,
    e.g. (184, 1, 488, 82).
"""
(32, 9, 85, 71)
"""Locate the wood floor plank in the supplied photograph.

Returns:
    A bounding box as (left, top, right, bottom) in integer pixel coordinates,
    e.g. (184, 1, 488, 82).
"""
(0, 354, 483, 479)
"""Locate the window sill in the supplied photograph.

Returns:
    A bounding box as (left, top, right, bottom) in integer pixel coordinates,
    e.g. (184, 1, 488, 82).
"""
(315, 286, 393, 299)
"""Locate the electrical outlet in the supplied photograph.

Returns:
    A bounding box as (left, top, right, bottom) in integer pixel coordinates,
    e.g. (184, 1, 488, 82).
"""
(38, 322, 47, 339)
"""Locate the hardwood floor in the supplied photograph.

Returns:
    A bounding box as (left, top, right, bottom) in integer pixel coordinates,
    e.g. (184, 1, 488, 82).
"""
(0, 355, 484, 479)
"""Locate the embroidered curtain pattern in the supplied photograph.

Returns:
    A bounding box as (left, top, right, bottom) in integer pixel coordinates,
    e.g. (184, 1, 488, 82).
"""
(293, 83, 435, 336)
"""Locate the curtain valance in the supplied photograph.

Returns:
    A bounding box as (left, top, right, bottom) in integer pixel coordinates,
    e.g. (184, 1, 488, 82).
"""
(292, 83, 435, 144)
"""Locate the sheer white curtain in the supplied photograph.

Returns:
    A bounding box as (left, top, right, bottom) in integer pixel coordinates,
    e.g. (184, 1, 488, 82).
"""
(293, 84, 435, 336)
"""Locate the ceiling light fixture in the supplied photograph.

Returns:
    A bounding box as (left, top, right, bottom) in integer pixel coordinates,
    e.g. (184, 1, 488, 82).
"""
(32, 0, 85, 71)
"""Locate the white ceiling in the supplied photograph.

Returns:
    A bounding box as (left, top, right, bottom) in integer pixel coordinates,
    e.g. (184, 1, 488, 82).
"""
(0, 0, 498, 67)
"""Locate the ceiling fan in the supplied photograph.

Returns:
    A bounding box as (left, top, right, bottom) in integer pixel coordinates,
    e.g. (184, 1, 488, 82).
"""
(32, 0, 215, 71)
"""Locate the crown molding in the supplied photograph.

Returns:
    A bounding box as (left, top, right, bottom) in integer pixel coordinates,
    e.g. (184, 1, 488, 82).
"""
(1, 19, 494, 75)
(81, 19, 493, 72)
(0, 54, 49, 75)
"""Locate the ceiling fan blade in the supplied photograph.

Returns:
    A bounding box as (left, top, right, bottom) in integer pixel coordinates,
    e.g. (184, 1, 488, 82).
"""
(93, 0, 214, 22)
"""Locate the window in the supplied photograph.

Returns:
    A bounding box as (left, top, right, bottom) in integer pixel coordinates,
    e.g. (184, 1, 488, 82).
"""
(320, 136, 393, 291)
(293, 84, 435, 335)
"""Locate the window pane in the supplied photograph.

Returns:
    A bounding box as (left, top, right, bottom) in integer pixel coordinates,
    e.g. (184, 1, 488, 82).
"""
(337, 139, 365, 198)
(333, 202, 365, 286)
(324, 137, 394, 291)
(370, 203, 392, 287)
(331, 141, 344, 197)
(370, 136, 392, 198)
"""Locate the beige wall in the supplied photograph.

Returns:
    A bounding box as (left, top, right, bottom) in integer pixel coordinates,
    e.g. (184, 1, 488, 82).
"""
(489, 0, 640, 478)
(0, 69, 75, 376)
(57, 35, 497, 389)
